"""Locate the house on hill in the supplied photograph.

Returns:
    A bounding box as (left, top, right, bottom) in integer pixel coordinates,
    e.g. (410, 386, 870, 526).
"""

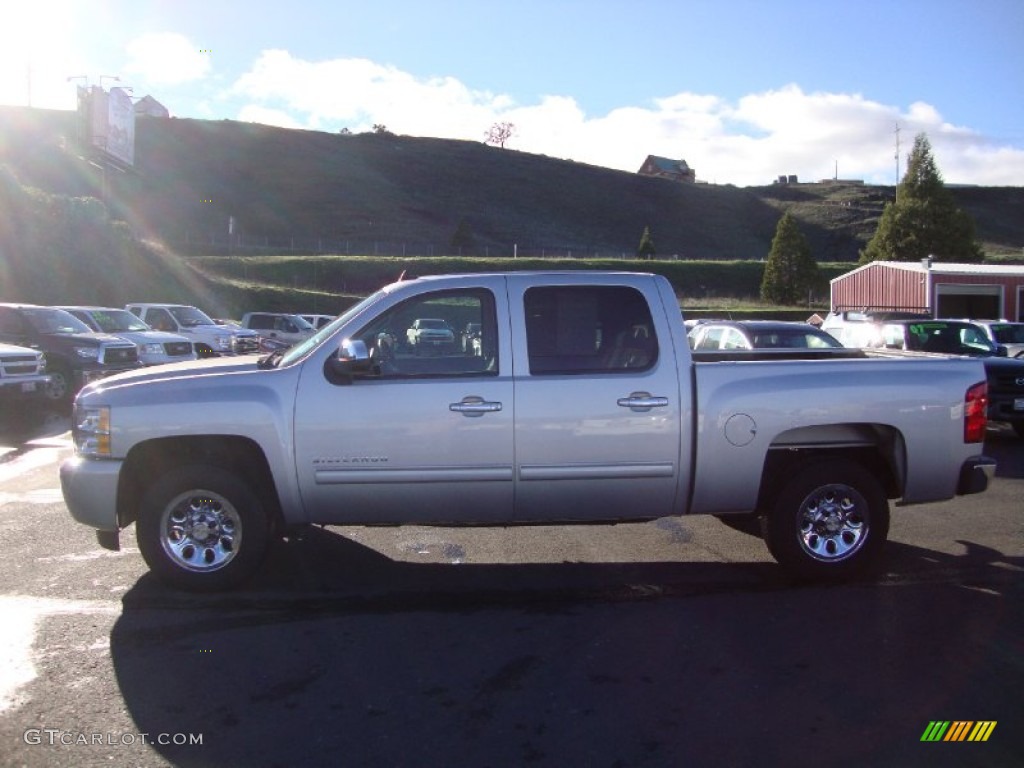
(831, 260, 1024, 321)
(637, 155, 696, 183)
(134, 95, 169, 119)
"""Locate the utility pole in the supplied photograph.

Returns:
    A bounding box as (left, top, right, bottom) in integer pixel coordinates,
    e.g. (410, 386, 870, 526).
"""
(894, 122, 901, 203)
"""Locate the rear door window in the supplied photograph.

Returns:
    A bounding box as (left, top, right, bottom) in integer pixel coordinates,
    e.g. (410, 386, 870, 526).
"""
(523, 285, 658, 374)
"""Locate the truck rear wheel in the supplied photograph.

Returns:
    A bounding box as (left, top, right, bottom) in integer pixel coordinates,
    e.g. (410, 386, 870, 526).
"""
(763, 459, 889, 580)
(137, 465, 270, 591)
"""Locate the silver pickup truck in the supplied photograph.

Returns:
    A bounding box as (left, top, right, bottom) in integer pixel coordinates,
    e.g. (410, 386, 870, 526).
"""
(61, 272, 995, 590)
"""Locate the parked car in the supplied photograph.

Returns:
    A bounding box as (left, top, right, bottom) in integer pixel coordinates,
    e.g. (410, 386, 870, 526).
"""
(300, 314, 335, 330)
(843, 317, 1024, 438)
(61, 272, 994, 590)
(0, 341, 51, 408)
(965, 319, 1024, 358)
(820, 308, 932, 348)
(239, 312, 316, 347)
(126, 303, 258, 358)
(688, 320, 844, 351)
(406, 318, 455, 349)
(0, 304, 140, 402)
(460, 322, 482, 354)
(59, 306, 196, 366)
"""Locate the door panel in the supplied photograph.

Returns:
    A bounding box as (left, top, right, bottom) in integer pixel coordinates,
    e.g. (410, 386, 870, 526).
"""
(293, 280, 514, 524)
(508, 276, 683, 521)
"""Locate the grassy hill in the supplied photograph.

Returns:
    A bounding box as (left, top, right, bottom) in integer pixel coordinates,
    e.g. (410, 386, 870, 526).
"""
(1, 106, 1022, 316)
(3, 105, 1021, 266)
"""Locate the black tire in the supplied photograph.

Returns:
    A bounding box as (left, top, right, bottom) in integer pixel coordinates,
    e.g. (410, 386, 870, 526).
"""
(763, 459, 889, 581)
(44, 364, 73, 404)
(718, 514, 763, 537)
(136, 465, 270, 591)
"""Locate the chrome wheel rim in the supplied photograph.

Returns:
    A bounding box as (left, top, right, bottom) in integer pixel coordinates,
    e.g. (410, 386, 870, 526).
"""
(796, 483, 868, 562)
(46, 371, 69, 400)
(159, 490, 241, 572)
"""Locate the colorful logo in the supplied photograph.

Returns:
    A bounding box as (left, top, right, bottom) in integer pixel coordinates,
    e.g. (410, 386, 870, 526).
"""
(921, 721, 996, 742)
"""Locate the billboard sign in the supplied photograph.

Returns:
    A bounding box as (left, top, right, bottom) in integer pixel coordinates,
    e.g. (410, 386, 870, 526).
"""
(103, 86, 135, 167)
(80, 85, 135, 167)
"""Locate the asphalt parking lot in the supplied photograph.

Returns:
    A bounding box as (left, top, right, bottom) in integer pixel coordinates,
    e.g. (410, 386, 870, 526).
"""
(0, 412, 1021, 767)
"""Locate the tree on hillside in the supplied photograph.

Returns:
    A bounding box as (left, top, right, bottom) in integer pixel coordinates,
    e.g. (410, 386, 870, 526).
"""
(484, 122, 516, 148)
(860, 133, 983, 264)
(450, 217, 476, 255)
(637, 226, 656, 260)
(761, 212, 819, 305)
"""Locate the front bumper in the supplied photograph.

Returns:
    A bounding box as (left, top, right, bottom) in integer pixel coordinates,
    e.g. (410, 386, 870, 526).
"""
(0, 375, 51, 400)
(74, 363, 143, 388)
(60, 456, 123, 532)
(957, 456, 997, 495)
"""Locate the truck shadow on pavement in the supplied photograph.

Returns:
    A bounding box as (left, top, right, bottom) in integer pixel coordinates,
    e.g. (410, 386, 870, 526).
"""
(0, 407, 70, 451)
(108, 527, 1024, 767)
(985, 426, 1024, 478)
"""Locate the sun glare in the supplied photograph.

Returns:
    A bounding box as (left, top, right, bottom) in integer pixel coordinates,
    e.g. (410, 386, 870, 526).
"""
(0, 1, 79, 109)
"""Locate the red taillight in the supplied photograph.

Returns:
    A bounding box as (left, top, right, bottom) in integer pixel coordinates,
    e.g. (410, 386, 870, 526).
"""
(964, 381, 988, 443)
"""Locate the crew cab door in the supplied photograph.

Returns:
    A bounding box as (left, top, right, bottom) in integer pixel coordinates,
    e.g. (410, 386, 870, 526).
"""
(507, 275, 684, 521)
(293, 277, 514, 524)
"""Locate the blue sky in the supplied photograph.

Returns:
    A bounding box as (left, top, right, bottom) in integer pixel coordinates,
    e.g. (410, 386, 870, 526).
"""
(2, 0, 1022, 186)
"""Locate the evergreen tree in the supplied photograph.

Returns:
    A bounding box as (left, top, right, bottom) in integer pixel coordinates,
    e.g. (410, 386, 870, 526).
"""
(761, 212, 819, 305)
(450, 217, 475, 255)
(636, 226, 655, 260)
(860, 133, 983, 264)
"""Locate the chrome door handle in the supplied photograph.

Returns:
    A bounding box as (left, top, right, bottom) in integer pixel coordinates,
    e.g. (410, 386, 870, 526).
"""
(450, 397, 503, 417)
(617, 393, 669, 411)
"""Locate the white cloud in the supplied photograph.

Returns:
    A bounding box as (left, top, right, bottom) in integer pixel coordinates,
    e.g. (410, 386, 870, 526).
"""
(124, 33, 211, 86)
(236, 105, 302, 130)
(230, 53, 1024, 187)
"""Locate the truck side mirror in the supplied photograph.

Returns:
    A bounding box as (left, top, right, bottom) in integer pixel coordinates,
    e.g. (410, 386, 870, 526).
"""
(324, 338, 374, 385)
(996, 344, 1009, 357)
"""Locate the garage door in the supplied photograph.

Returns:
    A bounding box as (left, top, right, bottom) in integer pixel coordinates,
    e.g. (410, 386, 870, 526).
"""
(935, 284, 1002, 319)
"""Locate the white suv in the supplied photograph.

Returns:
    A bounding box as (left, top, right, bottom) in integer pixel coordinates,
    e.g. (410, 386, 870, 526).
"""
(965, 320, 1024, 358)
(127, 303, 258, 358)
(60, 306, 196, 366)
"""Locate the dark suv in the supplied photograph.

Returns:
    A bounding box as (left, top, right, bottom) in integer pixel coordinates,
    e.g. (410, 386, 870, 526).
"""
(0, 304, 140, 403)
(862, 318, 1024, 438)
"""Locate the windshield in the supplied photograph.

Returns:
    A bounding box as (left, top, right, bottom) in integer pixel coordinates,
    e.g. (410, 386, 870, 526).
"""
(904, 322, 997, 355)
(88, 309, 151, 333)
(750, 329, 843, 348)
(418, 319, 449, 330)
(168, 306, 216, 327)
(278, 290, 389, 367)
(990, 323, 1024, 344)
(23, 308, 93, 335)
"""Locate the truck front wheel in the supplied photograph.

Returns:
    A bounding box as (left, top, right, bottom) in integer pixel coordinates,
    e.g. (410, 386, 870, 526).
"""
(763, 459, 889, 581)
(137, 465, 270, 591)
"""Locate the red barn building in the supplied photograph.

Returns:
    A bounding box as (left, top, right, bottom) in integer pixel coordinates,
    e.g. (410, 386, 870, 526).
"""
(831, 260, 1024, 321)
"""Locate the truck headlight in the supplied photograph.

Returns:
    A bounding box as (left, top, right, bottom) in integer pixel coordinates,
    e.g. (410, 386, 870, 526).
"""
(215, 335, 231, 350)
(74, 405, 111, 458)
(139, 343, 164, 356)
(73, 346, 100, 360)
